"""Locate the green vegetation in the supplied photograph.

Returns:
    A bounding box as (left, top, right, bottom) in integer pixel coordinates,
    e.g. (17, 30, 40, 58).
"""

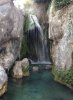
(24, 15, 29, 33)
(21, 15, 31, 60)
(20, 15, 30, 60)
(52, 65, 73, 86)
(55, 0, 73, 9)
(52, 52, 73, 86)
(22, 65, 29, 73)
(20, 36, 29, 60)
(20, 14, 36, 60)
(24, 14, 36, 32)
(20, 16, 29, 59)
(72, 52, 73, 60)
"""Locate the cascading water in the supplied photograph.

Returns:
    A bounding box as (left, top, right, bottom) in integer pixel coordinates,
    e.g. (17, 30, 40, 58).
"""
(25, 15, 51, 64)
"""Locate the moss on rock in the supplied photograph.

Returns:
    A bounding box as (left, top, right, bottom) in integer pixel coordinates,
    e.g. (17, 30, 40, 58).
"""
(52, 65, 73, 87)
(24, 15, 29, 33)
(23, 70, 30, 77)
(24, 14, 36, 32)
(54, 0, 73, 9)
(20, 36, 29, 59)
(71, 51, 73, 62)
(52, 51, 73, 88)
(20, 15, 30, 60)
(20, 14, 38, 60)
(22, 65, 29, 76)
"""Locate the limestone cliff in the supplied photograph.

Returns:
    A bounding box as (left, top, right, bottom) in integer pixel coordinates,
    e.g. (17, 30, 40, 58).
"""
(0, 0, 24, 95)
(49, 0, 73, 88)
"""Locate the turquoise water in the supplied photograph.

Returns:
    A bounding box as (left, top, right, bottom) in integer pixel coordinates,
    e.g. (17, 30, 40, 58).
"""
(2, 70, 73, 100)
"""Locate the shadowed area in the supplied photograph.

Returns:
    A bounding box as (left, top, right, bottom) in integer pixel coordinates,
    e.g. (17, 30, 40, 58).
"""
(34, 0, 51, 3)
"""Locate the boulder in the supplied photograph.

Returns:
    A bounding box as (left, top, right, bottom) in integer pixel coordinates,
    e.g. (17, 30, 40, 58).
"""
(21, 58, 30, 77)
(13, 61, 23, 79)
(13, 58, 29, 79)
(49, 0, 73, 88)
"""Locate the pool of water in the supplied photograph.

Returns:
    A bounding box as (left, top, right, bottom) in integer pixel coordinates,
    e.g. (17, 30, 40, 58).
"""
(1, 70, 73, 100)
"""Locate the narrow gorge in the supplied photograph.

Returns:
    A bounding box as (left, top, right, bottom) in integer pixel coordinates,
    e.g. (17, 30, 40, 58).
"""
(0, 0, 73, 100)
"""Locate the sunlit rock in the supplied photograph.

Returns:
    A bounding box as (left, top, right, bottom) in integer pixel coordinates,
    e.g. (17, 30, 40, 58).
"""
(13, 58, 29, 79)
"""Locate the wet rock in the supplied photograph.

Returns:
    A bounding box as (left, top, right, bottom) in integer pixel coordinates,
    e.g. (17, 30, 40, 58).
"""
(32, 67, 39, 72)
(0, 66, 8, 96)
(13, 58, 29, 79)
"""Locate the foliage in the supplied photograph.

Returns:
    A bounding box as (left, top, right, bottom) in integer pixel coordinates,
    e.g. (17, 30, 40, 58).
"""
(20, 36, 29, 60)
(63, 67, 73, 84)
(24, 15, 29, 33)
(21, 14, 37, 60)
(20, 15, 31, 60)
(52, 65, 73, 85)
(55, 0, 73, 9)
(22, 65, 29, 73)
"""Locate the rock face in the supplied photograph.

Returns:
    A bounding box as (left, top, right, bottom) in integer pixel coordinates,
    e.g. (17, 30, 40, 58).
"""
(0, 0, 24, 70)
(13, 58, 29, 79)
(49, 0, 73, 88)
(24, 0, 49, 24)
(32, 2, 49, 23)
(0, 0, 24, 95)
(0, 66, 8, 96)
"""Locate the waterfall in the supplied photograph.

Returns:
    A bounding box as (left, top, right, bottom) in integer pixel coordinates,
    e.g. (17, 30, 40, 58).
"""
(26, 15, 51, 64)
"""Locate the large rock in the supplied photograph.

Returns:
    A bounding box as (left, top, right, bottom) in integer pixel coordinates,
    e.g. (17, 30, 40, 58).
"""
(0, 0, 24, 70)
(49, 0, 73, 88)
(0, 66, 8, 96)
(0, 0, 24, 96)
(13, 58, 30, 79)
